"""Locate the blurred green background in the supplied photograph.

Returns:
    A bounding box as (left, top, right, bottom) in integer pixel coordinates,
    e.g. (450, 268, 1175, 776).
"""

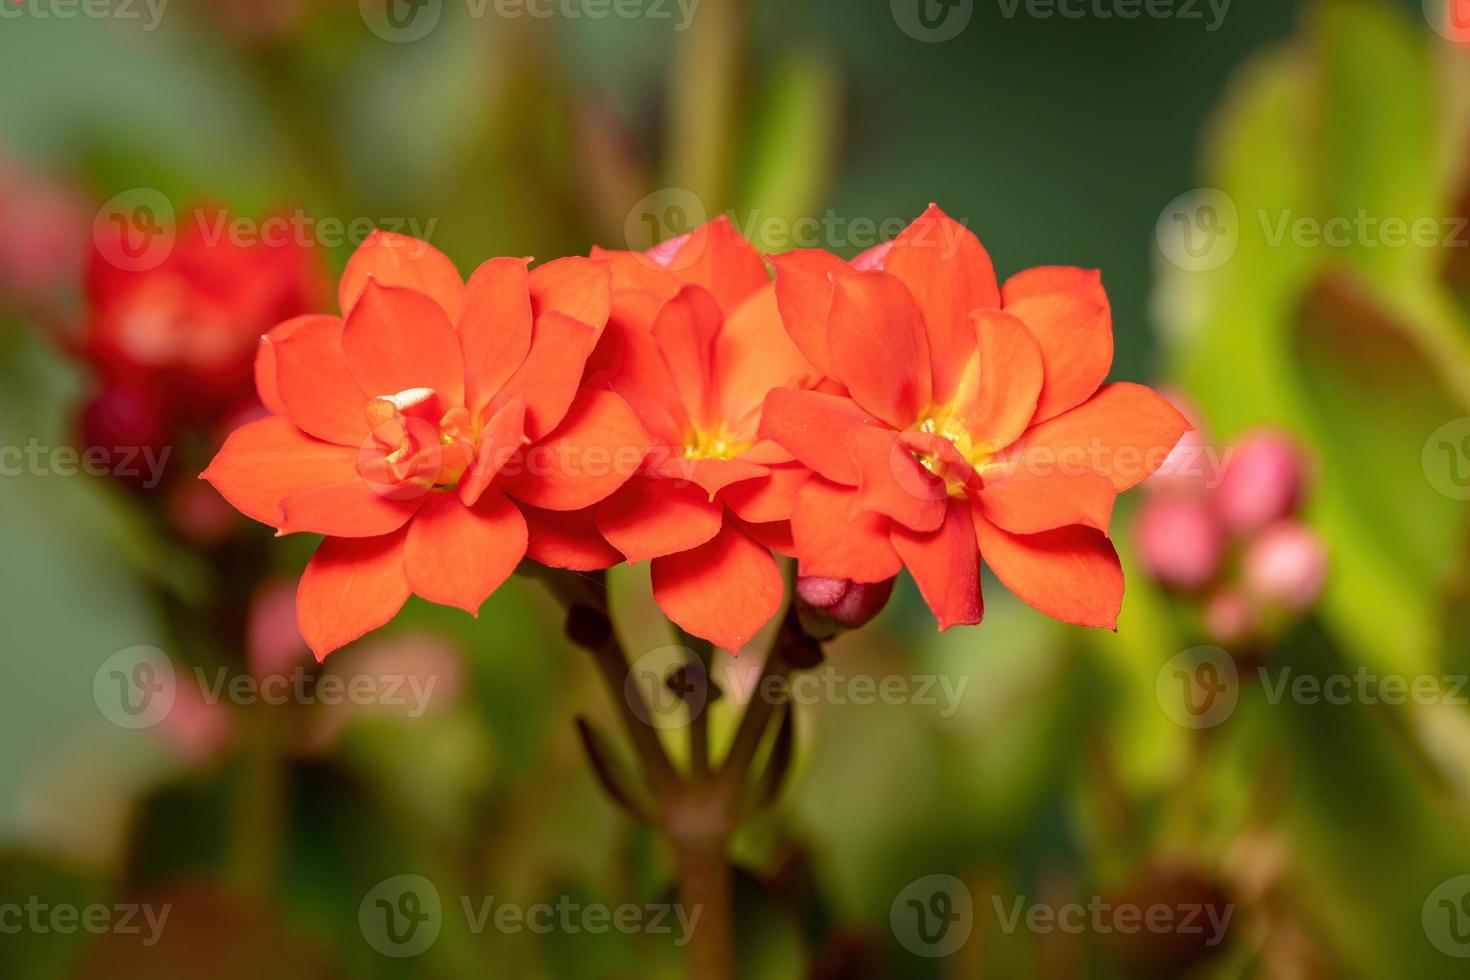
(3, 0, 1470, 976)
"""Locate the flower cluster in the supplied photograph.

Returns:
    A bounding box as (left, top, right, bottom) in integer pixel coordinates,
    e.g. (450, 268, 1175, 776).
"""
(1135, 404, 1327, 645)
(205, 207, 1190, 659)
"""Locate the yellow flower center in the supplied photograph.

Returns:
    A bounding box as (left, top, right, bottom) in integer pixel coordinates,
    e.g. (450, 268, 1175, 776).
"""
(684, 422, 749, 462)
(911, 412, 994, 497)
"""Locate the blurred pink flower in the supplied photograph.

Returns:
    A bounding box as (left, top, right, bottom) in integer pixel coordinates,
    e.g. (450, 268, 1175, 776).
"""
(1134, 495, 1225, 591)
(0, 158, 90, 306)
(247, 579, 309, 680)
(1243, 521, 1328, 611)
(1203, 588, 1255, 647)
(1214, 431, 1307, 535)
(158, 677, 239, 768)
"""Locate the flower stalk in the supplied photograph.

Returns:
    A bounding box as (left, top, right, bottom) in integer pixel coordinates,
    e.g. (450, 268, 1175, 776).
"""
(546, 567, 810, 980)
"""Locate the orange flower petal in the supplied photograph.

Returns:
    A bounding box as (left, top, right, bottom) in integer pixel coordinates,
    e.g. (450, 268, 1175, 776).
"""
(297, 527, 410, 660)
(596, 476, 724, 562)
(757, 387, 877, 485)
(499, 389, 651, 511)
(254, 316, 320, 414)
(279, 477, 425, 538)
(522, 503, 623, 571)
(404, 489, 527, 615)
(770, 248, 851, 378)
(272, 315, 369, 446)
(714, 283, 821, 431)
(343, 279, 465, 406)
(1011, 383, 1192, 491)
(845, 424, 947, 532)
(338, 230, 464, 321)
(973, 508, 1123, 629)
(651, 524, 783, 653)
(648, 455, 768, 500)
(459, 395, 527, 507)
(592, 319, 688, 445)
(1001, 265, 1107, 309)
(722, 461, 808, 525)
(828, 271, 931, 428)
(736, 517, 796, 558)
(959, 309, 1043, 450)
(667, 215, 770, 317)
(490, 310, 601, 441)
(977, 466, 1116, 535)
(652, 285, 722, 425)
(882, 205, 999, 403)
(1005, 292, 1112, 424)
(791, 476, 903, 583)
(203, 416, 361, 529)
(891, 500, 983, 630)
(459, 257, 533, 414)
(529, 255, 612, 330)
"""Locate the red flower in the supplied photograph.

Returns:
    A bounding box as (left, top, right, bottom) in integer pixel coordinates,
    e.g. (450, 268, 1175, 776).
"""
(204, 232, 649, 658)
(85, 208, 322, 417)
(760, 205, 1190, 629)
(581, 218, 822, 651)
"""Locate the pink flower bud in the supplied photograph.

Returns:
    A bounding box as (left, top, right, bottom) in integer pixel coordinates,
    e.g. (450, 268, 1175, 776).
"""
(247, 579, 308, 681)
(1243, 521, 1327, 611)
(795, 576, 895, 638)
(1203, 588, 1256, 646)
(1215, 430, 1307, 535)
(1134, 495, 1225, 591)
(0, 163, 89, 303)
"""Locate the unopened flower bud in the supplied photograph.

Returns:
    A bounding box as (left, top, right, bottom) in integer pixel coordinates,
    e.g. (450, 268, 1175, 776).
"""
(247, 579, 308, 680)
(1203, 587, 1255, 646)
(1134, 495, 1224, 591)
(1215, 430, 1307, 535)
(1243, 521, 1327, 611)
(795, 576, 895, 638)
